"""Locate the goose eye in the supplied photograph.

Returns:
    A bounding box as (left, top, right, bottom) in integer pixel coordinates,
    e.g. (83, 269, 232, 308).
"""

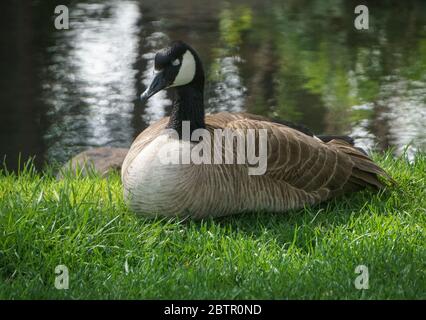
(172, 59, 180, 66)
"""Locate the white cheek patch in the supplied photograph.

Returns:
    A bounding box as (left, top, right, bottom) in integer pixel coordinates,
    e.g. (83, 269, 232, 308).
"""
(170, 50, 196, 87)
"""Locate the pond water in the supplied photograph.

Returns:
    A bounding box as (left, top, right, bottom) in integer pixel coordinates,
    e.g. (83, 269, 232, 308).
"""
(1, 0, 425, 170)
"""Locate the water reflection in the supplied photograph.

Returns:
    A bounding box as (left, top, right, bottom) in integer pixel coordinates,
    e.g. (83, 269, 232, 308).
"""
(0, 0, 425, 170)
(349, 105, 377, 153)
(206, 5, 252, 113)
(378, 78, 426, 159)
(207, 56, 247, 113)
(43, 1, 140, 163)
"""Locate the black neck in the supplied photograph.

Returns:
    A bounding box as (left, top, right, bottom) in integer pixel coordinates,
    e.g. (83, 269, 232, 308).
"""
(166, 83, 205, 139)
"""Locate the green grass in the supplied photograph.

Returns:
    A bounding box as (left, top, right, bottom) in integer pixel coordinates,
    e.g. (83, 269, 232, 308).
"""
(0, 152, 425, 299)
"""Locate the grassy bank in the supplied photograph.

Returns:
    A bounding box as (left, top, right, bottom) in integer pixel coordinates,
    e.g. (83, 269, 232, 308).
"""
(0, 153, 425, 299)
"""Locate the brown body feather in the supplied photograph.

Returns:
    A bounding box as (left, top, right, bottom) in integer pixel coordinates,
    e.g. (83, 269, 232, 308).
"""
(122, 112, 391, 218)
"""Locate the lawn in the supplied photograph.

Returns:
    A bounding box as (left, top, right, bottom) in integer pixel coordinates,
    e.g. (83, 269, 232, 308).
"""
(0, 152, 425, 299)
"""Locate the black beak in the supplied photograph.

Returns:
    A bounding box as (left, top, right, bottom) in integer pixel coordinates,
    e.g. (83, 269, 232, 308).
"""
(140, 72, 168, 103)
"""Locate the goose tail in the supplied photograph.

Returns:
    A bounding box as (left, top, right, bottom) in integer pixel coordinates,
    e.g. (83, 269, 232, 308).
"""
(329, 139, 395, 190)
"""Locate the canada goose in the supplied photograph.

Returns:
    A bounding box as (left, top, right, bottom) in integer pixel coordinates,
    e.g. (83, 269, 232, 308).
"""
(121, 41, 392, 219)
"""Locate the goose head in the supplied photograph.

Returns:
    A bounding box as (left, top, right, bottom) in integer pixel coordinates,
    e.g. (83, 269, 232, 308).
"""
(140, 41, 205, 103)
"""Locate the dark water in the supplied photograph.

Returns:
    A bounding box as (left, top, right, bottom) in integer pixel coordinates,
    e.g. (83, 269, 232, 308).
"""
(1, 0, 425, 170)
